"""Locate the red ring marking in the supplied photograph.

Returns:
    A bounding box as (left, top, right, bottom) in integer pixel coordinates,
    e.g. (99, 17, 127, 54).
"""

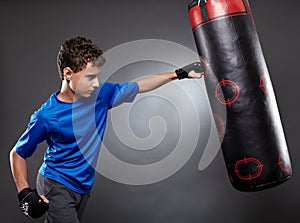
(215, 78, 240, 106)
(278, 150, 292, 173)
(213, 113, 225, 139)
(234, 157, 263, 181)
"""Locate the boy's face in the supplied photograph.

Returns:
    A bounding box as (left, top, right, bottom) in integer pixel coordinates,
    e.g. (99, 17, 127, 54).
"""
(65, 62, 102, 99)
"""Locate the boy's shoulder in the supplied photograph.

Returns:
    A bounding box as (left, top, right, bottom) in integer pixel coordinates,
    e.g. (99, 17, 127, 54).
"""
(34, 92, 60, 119)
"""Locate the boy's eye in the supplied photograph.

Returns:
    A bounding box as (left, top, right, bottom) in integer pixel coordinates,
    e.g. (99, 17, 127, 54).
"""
(87, 75, 96, 80)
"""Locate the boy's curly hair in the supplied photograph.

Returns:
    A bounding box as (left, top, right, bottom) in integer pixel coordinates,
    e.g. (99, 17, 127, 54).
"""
(57, 36, 105, 80)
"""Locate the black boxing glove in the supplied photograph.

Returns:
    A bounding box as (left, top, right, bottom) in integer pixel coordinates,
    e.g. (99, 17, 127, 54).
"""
(18, 188, 49, 219)
(175, 61, 205, 80)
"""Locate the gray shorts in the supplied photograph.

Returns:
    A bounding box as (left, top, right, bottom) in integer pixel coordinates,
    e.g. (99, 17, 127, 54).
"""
(36, 174, 90, 223)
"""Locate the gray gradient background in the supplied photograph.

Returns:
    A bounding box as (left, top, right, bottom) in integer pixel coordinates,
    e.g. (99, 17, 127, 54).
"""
(1, 0, 299, 222)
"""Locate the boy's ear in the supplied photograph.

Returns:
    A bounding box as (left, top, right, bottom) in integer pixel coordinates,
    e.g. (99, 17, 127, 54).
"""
(63, 67, 73, 81)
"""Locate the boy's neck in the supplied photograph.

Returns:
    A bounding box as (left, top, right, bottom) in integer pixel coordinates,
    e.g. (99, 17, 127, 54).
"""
(57, 80, 81, 102)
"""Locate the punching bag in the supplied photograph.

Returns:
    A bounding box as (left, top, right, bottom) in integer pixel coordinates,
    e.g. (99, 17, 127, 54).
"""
(188, 0, 292, 191)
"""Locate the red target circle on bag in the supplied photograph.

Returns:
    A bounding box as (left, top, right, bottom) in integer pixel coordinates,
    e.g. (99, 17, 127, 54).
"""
(199, 56, 209, 76)
(213, 113, 225, 139)
(215, 78, 240, 106)
(234, 157, 263, 181)
(278, 150, 292, 173)
(259, 73, 268, 96)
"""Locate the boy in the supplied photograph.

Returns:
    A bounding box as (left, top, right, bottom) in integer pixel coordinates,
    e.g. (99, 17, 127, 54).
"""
(9, 36, 204, 222)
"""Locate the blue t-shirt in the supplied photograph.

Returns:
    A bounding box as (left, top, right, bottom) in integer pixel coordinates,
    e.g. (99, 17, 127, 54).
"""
(15, 82, 139, 194)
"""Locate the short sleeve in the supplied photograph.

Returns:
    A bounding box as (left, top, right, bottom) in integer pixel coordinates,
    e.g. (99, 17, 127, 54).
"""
(15, 110, 48, 158)
(107, 82, 139, 108)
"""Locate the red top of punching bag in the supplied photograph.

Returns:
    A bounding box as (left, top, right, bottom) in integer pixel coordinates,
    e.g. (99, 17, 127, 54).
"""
(188, 0, 251, 30)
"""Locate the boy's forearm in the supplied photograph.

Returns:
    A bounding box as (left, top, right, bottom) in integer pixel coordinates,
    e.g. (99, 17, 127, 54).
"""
(9, 148, 30, 192)
(136, 72, 178, 93)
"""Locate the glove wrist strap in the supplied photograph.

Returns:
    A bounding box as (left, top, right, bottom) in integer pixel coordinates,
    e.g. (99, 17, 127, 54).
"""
(18, 188, 32, 202)
(175, 68, 189, 80)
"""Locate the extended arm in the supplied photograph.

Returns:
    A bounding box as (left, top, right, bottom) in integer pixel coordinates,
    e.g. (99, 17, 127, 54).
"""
(136, 62, 205, 93)
(137, 72, 177, 93)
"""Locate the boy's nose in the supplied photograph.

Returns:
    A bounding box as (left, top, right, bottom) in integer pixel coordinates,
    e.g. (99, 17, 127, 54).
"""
(93, 79, 99, 88)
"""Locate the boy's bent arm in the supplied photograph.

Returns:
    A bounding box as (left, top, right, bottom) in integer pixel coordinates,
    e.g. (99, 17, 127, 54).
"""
(9, 147, 30, 192)
(9, 146, 49, 217)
